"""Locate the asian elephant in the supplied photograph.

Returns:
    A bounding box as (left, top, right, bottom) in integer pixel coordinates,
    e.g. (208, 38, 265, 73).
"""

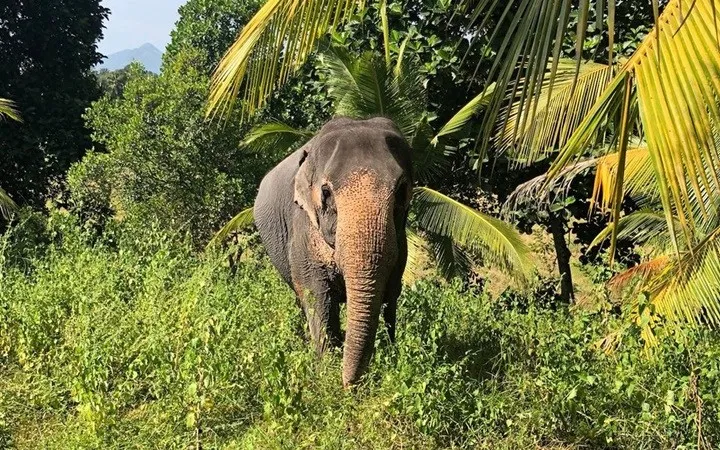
(254, 117, 413, 387)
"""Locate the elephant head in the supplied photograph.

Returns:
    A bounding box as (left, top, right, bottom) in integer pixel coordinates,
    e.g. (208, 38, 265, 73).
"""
(293, 117, 413, 386)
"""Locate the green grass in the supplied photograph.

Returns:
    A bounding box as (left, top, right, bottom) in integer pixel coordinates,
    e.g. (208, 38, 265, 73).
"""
(1, 215, 720, 449)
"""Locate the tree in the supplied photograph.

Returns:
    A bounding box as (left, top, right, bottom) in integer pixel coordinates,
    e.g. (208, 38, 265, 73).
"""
(76, 51, 271, 244)
(492, 1, 720, 337)
(206, 0, 720, 337)
(96, 67, 151, 100)
(166, 0, 263, 70)
(0, 0, 108, 206)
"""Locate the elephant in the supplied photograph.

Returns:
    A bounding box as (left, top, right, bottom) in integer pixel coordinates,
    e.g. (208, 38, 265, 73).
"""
(254, 116, 413, 387)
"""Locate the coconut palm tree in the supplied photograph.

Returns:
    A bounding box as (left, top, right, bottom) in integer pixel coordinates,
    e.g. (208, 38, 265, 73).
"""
(210, 47, 533, 283)
(0, 98, 21, 219)
(491, 1, 720, 339)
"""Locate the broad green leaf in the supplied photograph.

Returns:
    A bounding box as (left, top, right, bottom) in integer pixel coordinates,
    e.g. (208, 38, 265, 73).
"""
(207, 207, 255, 249)
(413, 186, 534, 281)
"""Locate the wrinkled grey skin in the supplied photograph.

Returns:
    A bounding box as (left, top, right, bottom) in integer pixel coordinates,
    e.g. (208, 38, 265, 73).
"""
(254, 117, 413, 387)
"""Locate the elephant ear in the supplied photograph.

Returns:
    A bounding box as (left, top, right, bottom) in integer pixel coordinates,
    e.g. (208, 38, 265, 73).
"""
(294, 148, 320, 229)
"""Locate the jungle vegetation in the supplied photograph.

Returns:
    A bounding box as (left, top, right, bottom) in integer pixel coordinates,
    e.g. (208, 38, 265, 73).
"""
(2, 0, 720, 448)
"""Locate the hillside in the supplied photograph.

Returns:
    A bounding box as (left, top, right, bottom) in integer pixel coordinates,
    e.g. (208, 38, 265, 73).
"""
(97, 43, 162, 73)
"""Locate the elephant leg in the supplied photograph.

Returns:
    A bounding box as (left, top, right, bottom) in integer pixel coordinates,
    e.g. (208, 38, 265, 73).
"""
(382, 281, 399, 344)
(297, 281, 343, 354)
(382, 244, 406, 344)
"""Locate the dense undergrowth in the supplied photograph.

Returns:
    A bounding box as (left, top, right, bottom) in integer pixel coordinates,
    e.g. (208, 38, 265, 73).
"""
(1, 213, 720, 449)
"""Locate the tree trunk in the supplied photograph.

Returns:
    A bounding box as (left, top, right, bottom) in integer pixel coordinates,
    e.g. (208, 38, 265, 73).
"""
(549, 211, 574, 303)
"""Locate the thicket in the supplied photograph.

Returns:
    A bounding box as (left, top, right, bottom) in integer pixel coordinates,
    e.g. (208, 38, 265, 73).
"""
(1, 214, 718, 449)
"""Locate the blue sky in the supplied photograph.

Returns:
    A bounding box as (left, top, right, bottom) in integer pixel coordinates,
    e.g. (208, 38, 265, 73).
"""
(99, 0, 187, 55)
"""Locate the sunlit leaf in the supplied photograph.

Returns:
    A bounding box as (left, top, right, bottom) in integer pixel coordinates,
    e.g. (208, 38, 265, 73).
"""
(431, 83, 496, 145)
(413, 186, 534, 281)
(0, 187, 17, 220)
(208, 0, 366, 119)
(207, 207, 255, 249)
(320, 48, 426, 138)
(0, 98, 21, 122)
(498, 59, 614, 165)
(0, 98, 21, 219)
(242, 122, 313, 155)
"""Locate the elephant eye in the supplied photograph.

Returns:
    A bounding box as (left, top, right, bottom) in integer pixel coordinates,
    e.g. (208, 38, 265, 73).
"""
(321, 185, 333, 211)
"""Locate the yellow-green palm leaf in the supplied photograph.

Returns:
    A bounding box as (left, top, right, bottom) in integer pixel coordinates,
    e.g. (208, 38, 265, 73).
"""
(208, 0, 366, 119)
(638, 226, 720, 335)
(431, 83, 496, 145)
(0, 98, 20, 218)
(590, 209, 680, 254)
(591, 145, 658, 211)
(499, 59, 615, 165)
(544, 0, 720, 256)
(0, 188, 17, 220)
(413, 186, 534, 281)
(207, 207, 255, 249)
(0, 98, 21, 122)
(242, 122, 313, 155)
(467, 0, 623, 164)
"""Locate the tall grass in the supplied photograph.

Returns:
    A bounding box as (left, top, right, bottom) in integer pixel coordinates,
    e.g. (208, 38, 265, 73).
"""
(1, 212, 719, 448)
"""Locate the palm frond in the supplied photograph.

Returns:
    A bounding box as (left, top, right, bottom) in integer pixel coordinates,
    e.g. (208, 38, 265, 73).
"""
(0, 99, 20, 219)
(544, 0, 720, 253)
(591, 145, 658, 211)
(592, 142, 720, 240)
(410, 116, 450, 184)
(607, 255, 670, 295)
(208, 0, 365, 119)
(426, 232, 474, 281)
(431, 83, 496, 145)
(643, 225, 720, 329)
(498, 59, 615, 165)
(466, 0, 616, 166)
(0, 98, 21, 122)
(413, 186, 534, 281)
(0, 187, 18, 220)
(589, 209, 679, 252)
(207, 207, 255, 249)
(502, 157, 598, 216)
(320, 48, 426, 138)
(404, 227, 432, 284)
(242, 122, 313, 155)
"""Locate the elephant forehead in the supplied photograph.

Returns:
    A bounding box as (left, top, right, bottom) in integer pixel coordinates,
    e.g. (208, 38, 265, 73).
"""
(316, 131, 409, 184)
(335, 170, 393, 205)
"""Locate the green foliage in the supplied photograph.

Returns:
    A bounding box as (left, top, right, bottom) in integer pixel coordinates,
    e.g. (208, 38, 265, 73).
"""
(166, 0, 264, 70)
(77, 51, 272, 245)
(2, 219, 720, 448)
(331, 0, 490, 124)
(320, 48, 426, 138)
(0, 0, 108, 206)
(66, 152, 114, 231)
(95, 67, 150, 100)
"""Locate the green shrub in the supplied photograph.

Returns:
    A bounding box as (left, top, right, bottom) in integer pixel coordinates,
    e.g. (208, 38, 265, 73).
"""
(1, 220, 719, 449)
(76, 50, 271, 246)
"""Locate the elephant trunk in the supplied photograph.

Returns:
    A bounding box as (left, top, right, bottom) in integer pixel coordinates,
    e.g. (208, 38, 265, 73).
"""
(335, 174, 398, 388)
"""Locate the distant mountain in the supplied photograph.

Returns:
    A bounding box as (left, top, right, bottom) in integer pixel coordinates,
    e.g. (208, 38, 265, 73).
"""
(97, 43, 162, 73)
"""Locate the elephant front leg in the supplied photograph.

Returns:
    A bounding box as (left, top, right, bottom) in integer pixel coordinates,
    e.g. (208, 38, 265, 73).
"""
(295, 283, 342, 354)
(382, 256, 405, 344)
(382, 285, 398, 344)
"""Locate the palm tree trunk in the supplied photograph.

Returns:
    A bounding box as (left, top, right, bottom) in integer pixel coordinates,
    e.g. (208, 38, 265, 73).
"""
(548, 210, 574, 303)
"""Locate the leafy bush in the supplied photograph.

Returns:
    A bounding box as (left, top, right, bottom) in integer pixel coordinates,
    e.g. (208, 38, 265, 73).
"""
(1, 219, 719, 449)
(75, 49, 274, 246)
